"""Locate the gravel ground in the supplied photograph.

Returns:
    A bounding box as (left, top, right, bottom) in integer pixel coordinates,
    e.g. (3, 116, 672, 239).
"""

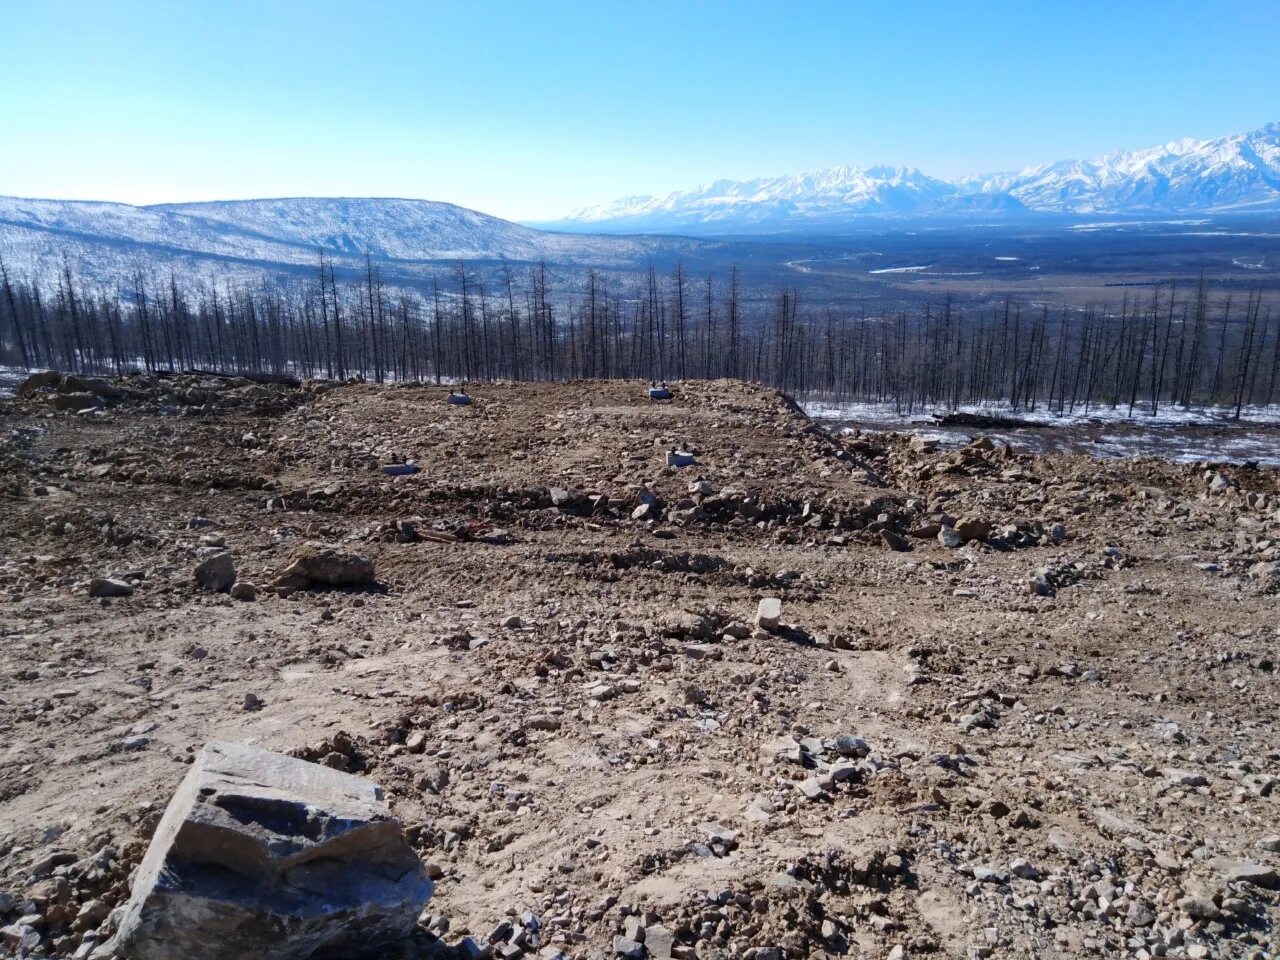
(1, 375, 1277, 960)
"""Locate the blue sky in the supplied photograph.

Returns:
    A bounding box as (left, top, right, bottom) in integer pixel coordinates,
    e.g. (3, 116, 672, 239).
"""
(2, 0, 1278, 220)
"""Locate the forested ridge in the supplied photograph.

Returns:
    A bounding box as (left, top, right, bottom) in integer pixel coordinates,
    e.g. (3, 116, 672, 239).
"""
(1, 251, 1276, 417)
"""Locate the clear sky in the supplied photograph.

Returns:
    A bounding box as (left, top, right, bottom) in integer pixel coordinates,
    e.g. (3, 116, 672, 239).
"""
(2, 0, 1278, 221)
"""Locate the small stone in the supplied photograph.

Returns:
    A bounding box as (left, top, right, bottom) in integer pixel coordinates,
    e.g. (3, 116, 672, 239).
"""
(1256, 835, 1280, 853)
(242, 692, 264, 711)
(881, 529, 910, 552)
(1009, 858, 1038, 880)
(622, 916, 645, 943)
(828, 760, 860, 782)
(2, 921, 41, 955)
(1127, 901, 1156, 927)
(664, 450, 695, 468)
(89, 577, 133, 598)
(645, 925, 675, 959)
(755, 597, 781, 631)
(76, 899, 110, 928)
(194, 552, 236, 592)
(796, 778, 827, 801)
(613, 935, 644, 959)
(1206, 470, 1234, 492)
(1166, 769, 1208, 788)
(827, 734, 870, 758)
(972, 866, 1006, 884)
(28, 851, 77, 879)
(230, 581, 258, 601)
(953, 517, 991, 542)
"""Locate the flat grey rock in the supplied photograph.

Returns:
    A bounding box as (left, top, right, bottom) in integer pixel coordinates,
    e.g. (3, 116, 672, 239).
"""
(1213, 857, 1279, 888)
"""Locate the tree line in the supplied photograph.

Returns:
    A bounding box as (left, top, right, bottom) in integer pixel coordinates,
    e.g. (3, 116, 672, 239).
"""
(1, 251, 1276, 417)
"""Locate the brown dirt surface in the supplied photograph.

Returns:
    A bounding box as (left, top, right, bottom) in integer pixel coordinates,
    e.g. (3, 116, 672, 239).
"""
(1, 375, 1278, 960)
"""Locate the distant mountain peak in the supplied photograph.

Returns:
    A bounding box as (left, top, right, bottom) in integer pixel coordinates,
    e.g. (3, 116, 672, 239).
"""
(545, 122, 1280, 233)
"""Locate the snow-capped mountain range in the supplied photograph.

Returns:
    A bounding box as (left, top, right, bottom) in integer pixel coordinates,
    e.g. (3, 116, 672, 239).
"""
(545, 122, 1280, 232)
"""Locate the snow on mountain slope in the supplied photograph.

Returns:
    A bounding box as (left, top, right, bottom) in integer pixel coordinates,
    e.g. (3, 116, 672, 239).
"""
(562, 166, 957, 229)
(0, 195, 713, 291)
(149, 197, 689, 263)
(990, 123, 1280, 213)
(0, 196, 318, 264)
(548, 123, 1280, 232)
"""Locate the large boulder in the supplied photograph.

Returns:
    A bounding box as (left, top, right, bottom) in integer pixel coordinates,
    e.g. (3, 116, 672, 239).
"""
(279, 546, 375, 587)
(109, 741, 432, 960)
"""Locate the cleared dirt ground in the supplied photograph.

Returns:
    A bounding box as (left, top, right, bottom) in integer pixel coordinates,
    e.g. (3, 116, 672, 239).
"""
(1, 376, 1277, 959)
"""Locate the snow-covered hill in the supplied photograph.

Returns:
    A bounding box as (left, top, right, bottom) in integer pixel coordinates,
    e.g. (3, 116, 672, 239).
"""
(0, 195, 712, 292)
(148, 197, 699, 263)
(545, 123, 1280, 232)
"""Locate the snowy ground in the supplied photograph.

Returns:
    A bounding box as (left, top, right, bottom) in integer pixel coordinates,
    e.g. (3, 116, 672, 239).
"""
(0, 366, 34, 396)
(805, 399, 1280, 467)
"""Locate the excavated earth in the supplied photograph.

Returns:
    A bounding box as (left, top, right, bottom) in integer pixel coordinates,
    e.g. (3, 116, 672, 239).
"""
(1, 375, 1278, 960)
